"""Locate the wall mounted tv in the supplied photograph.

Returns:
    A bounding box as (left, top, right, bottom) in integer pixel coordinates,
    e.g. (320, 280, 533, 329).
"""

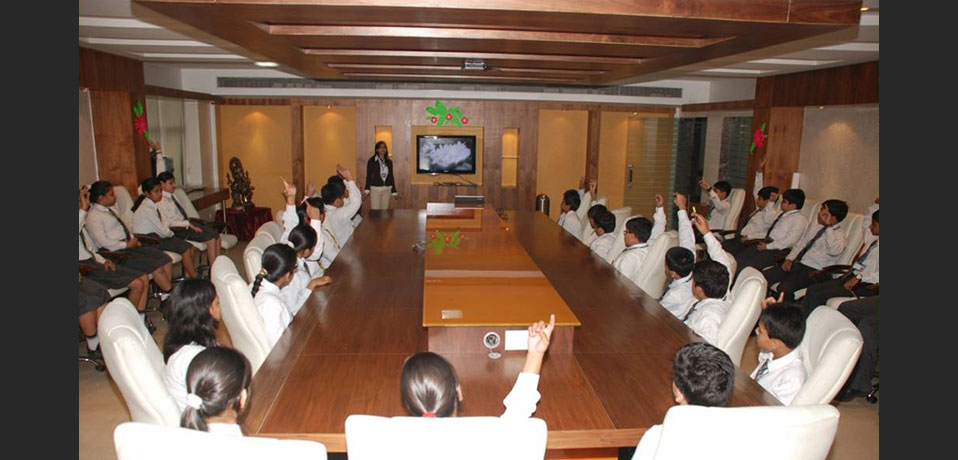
(416, 135, 477, 174)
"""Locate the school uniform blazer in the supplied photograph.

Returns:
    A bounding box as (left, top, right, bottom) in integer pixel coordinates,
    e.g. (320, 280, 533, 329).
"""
(251, 279, 293, 350)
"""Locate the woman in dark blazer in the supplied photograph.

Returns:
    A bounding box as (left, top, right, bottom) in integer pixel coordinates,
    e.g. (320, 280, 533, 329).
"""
(364, 141, 399, 210)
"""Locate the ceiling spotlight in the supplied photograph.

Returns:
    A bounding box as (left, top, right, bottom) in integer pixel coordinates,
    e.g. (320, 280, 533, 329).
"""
(818, 106, 825, 109)
(255, 61, 279, 67)
(860, 7, 869, 12)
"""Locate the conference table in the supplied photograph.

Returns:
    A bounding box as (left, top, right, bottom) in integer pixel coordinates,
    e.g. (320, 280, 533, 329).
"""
(240, 205, 778, 454)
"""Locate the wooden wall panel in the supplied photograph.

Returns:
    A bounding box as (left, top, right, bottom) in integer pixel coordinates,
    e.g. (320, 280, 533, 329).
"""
(763, 107, 804, 193)
(537, 110, 589, 218)
(303, 106, 357, 194)
(597, 112, 630, 210)
(769, 61, 878, 107)
(90, 90, 139, 196)
(79, 48, 151, 182)
(217, 105, 293, 215)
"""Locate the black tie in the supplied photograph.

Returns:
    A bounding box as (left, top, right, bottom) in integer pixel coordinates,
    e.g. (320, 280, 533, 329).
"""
(754, 358, 770, 381)
(764, 212, 786, 240)
(303, 260, 311, 277)
(80, 229, 95, 254)
(855, 240, 878, 268)
(107, 208, 131, 241)
(172, 196, 188, 219)
(682, 300, 704, 322)
(795, 225, 829, 264)
(157, 207, 164, 222)
(740, 208, 759, 231)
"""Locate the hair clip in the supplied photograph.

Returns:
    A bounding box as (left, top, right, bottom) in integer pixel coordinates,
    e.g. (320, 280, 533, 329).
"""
(421, 411, 436, 418)
(259, 268, 268, 276)
(186, 393, 203, 409)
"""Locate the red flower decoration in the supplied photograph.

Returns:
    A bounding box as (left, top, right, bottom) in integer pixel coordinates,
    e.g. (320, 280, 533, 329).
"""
(458, 233, 464, 239)
(430, 117, 438, 123)
(752, 127, 766, 149)
(134, 115, 147, 136)
(444, 236, 451, 243)
(445, 113, 453, 120)
(461, 117, 468, 125)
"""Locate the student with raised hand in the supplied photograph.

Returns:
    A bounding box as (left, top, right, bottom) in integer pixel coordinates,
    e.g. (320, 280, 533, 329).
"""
(132, 177, 199, 279)
(163, 279, 221, 412)
(249, 244, 298, 349)
(764, 199, 848, 301)
(282, 224, 333, 315)
(689, 213, 734, 279)
(79, 185, 152, 323)
(612, 215, 661, 287)
(85, 180, 175, 312)
(581, 202, 607, 245)
(280, 177, 326, 272)
(321, 164, 363, 247)
(156, 171, 221, 262)
(681, 260, 731, 345)
(400, 314, 555, 419)
(723, 158, 781, 255)
(801, 200, 879, 314)
(734, 188, 808, 277)
(181, 347, 252, 436)
(588, 207, 617, 262)
(751, 296, 807, 406)
(576, 177, 598, 224)
(557, 189, 583, 240)
(698, 178, 733, 230)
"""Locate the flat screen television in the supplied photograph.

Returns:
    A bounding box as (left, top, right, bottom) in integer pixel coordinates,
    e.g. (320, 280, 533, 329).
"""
(416, 135, 477, 174)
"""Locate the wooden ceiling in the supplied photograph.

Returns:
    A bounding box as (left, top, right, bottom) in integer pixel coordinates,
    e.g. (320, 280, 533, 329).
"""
(135, 0, 863, 86)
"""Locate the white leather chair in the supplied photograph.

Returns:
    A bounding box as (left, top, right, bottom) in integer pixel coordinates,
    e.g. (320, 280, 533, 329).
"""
(791, 306, 864, 405)
(345, 415, 547, 460)
(800, 199, 823, 225)
(633, 231, 677, 299)
(632, 404, 840, 460)
(610, 206, 633, 235)
(98, 297, 180, 426)
(211, 256, 270, 375)
(242, 233, 273, 283)
(254, 221, 283, 244)
(113, 185, 183, 266)
(790, 213, 864, 300)
(717, 267, 766, 367)
(825, 296, 855, 310)
(173, 187, 239, 251)
(114, 422, 327, 460)
(606, 211, 638, 264)
(721, 188, 746, 234)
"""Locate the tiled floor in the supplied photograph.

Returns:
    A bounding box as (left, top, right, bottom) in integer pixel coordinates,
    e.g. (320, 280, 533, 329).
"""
(79, 243, 878, 459)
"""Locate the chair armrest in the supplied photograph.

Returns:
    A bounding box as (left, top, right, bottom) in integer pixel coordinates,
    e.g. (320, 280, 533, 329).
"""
(864, 283, 879, 293)
(135, 234, 163, 245)
(716, 230, 739, 237)
(79, 264, 96, 275)
(191, 218, 227, 232)
(99, 251, 130, 261)
(742, 238, 767, 247)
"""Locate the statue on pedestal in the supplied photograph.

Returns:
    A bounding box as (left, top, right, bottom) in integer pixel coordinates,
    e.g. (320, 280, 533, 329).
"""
(227, 157, 255, 209)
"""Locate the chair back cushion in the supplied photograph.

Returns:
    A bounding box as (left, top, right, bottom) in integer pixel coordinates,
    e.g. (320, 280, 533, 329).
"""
(172, 188, 201, 219)
(345, 415, 547, 460)
(717, 270, 767, 366)
(792, 306, 864, 405)
(243, 234, 273, 282)
(112, 185, 136, 228)
(211, 256, 270, 375)
(98, 298, 180, 426)
(800, 199, 823, 225)
(114, 422, 327, 460)
(836, 213, 864, 266)
(634, 231, 677, 299)
(634, 404, 839, 460)
(724, 189, 746, 232)
(256, 221, 283, 244)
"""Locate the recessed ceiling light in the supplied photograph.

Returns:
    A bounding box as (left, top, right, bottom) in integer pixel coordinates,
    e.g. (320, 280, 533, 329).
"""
(860, 7, 870, 12)
(255, 61, 279, 67)
(818, 106, 825, 109)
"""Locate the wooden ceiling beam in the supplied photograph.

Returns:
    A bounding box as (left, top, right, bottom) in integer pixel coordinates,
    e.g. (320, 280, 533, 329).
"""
(339, 72, 582, 83)
(304, 49, 645, 65)
(325, 63, 606, 75)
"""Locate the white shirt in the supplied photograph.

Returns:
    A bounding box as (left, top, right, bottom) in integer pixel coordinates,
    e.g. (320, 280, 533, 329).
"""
(320, 221, 342, 268)
(751, 349, 806, 406)
(575, 189, 593, 223)
(281, 257, 314, 316)
(280, 205, 325, 267)
(612, 242, 649, 286)
(660, 274, 693, 319)
(786, 220, 846, 270)
(85, 203, 133, 251)
(675, 208, 732, 296)
(79, 209, 106, 263)
(683, 298, 730, 345)
(158, 190, 191, 228)
(207, 423, 243, 436)
(250, 279, 293, 350)
(589, 232, 616, 261)
(740, 172, 781, 239)
(500, 372, 542, 419)
(557, 210, 583, 240)
(133, 198, 175, 238)
(765, 210, 807, 251)
(706, 189, 731, 230)
(163, 343, 206, 413)
(325, 179, 363, 246)
(854, 203, 879, 284)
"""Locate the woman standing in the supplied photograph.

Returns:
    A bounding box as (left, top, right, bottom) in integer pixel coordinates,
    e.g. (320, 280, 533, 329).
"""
(364, 141, 399, 210)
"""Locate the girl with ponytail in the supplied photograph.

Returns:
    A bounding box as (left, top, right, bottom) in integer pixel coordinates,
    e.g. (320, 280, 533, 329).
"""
(282, 224, 333, 315)
(181, 347, 251, 435)
(249, 243, 298, 349)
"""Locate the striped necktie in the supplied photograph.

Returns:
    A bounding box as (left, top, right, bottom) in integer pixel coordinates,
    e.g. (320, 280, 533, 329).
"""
(682, 300, 704, 322)
(107, 208, 131, 241)
(754, 358, 770, 381)
(171, 196, 188, 219)
(795, 225, 829, 264)
(764, 212, 786, 240)
(854, 240, 878, 268)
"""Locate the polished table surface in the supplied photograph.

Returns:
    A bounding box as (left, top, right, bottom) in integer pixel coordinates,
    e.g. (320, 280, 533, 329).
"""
(240, 208, 779, 451)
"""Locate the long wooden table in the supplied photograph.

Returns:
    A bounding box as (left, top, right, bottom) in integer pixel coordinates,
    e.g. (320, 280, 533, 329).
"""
(240, 207, 778, 452)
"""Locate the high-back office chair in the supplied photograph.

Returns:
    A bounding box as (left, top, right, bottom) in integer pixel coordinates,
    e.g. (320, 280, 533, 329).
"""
(211, 256, 270, 375)
(631, 404, 840, 460)
(345, 414, 548, 460)
(98, 297, 180, 426)
(722, 188, 746, 233)
(781, 212, 865, 300)
(255, 221, 283, 244)
(172, 187, 239, 251)
(114, 422, 328, 460)
(791, 306, 863, 405)
(716, 267, 766, 367)
(606, 211, 639, 264)
(243, 233, 272, 283)
(113, 185, 184, 267)
(632, 231, 677, 299)
(800, 199, 823, 225)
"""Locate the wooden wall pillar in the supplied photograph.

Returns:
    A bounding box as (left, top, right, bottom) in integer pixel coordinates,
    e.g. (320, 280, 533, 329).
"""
(585, 108, 601, 186)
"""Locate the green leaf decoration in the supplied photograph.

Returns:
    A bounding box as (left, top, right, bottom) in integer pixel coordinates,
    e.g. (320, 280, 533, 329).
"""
(426, 107, 438, 116)
(436, 100, 447, 113)
(144, 129, 150, 140)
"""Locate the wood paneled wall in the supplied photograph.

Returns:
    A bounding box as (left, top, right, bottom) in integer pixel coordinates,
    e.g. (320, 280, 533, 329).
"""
(742, 61, 878, 220)
(219, 98, 672, 211)
(79, 48, 151, 193)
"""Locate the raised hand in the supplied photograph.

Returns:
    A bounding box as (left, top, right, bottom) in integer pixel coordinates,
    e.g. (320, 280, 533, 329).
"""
(578, 176, 585, 190)
(79, 185, 90, 211)
(761, 292, 785, 310)
(281, 177, 296, 198)
(673, 192, 687, 211)
(527, 314, 556, 355)
(699, 178, 711, 191)
(654, 194, 664, 208)
(691, 213, 710, 235)
(588, 178, 597, 196)
(336, 164, 354, 182)
(306, 181, 317, 197)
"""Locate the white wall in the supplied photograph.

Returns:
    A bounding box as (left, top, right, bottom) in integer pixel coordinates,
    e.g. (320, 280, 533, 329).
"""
(797, 106, 879, 214)
(144, 63, 183, 89)
(707, 79, 756, 103)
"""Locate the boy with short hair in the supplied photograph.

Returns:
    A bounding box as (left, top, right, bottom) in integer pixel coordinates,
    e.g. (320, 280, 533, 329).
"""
(321, 164, 362, 247)
(557, 189, 583, 240)
(588, 207, 617, 262)
(752, 299, 807, 405)
(682, 260, 731, 345)
(723, 170, 780, 255)
(699, 179, 733, 230)
(735, 188, 808, 276)
(611, 212, 664, 287)
(765, 199, 848, 300)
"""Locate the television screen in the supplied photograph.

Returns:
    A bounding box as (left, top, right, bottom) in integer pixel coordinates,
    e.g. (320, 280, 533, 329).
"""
(416, 135, 477, 174)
